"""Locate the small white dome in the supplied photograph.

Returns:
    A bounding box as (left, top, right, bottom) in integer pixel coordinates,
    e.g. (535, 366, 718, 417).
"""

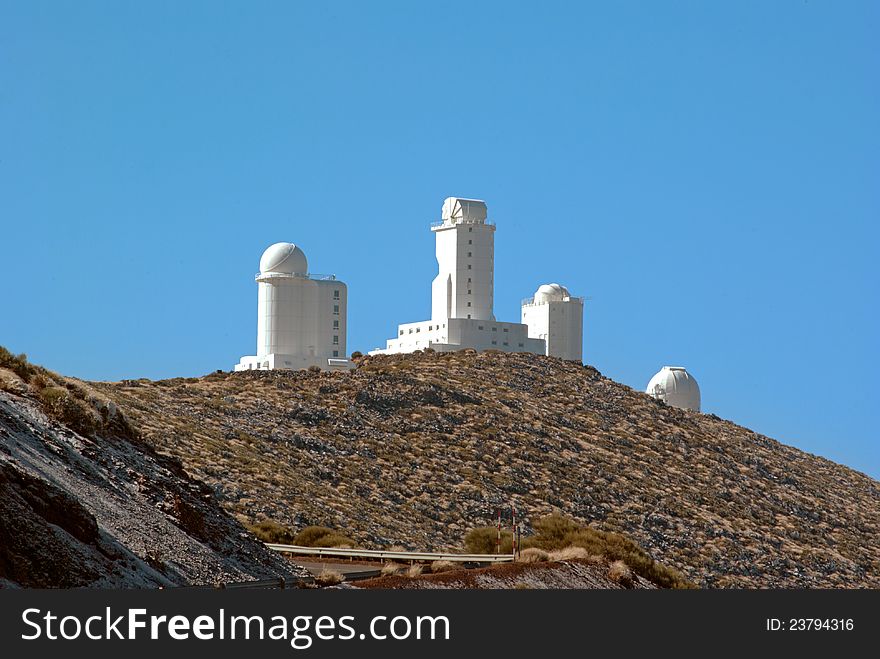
(534, 283, 571, 303)
(259, 242, 308, 275)
(646, 366, 701, 412)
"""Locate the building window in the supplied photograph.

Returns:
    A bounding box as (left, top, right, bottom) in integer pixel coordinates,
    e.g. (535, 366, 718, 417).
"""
(518, 343, 524, 347)
(416, 327, 421, 332)
(442, 323, 446, 328)
(467, 302, 471, 307)
(492, 327, 497, 332)
(333, 350, 339, 357)
(333, 304, 339, 315)
(408, 328, 413, 334)
(467, 278, 471, 283)
(478, 325, 484, 330)
(468, 239, 472, 244)
(491, 340, 497, 345)
(333, 320, 339, 329)
(503, 341, 508, 346)
(469, 227, 472, 232)
(333, 290, 340, 299)
(399, 330, 404, 335)
(503, 328, 508, 332)
(467, 265, 471, 270)
(333, 335, 339, 345)
(467, 314, 471, 319)
(468, 289, 472, 294)
(468, 252, 472, 257)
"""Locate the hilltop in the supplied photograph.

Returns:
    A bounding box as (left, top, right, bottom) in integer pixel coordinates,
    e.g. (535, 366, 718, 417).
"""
(93, 350, 880, 588)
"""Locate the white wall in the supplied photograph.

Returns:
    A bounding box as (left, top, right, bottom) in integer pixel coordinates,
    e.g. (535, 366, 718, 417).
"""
(521, 298, 584, 362)
(431, 221, 495, 322)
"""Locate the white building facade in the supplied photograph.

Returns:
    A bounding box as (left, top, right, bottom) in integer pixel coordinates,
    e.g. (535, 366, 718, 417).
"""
(521, 284, 584, 362)
(235, 242, 352, 372)
(372, 197, 583, 360)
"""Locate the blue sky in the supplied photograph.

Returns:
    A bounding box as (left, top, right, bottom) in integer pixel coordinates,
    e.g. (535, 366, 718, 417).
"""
(1, 1, 877, 478)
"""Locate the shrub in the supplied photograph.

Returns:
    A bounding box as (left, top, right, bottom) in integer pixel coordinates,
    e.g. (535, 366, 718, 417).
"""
(315, 570, 344, 586)
(350, 351, 363, 360)
(293, 525, 356, 548)
(430, 560, 457, 574)
(608, 560, 635, 588)
(406, 564, 424, 578)
(39, 386, 98, 436)
(518, 548, 549, 563)
(381, 562, 404, 576)
(307, 365, 322, 373)
(463, 526, 513, 554)
(247, 520, 297, 544)
(0, 346, 34, 381)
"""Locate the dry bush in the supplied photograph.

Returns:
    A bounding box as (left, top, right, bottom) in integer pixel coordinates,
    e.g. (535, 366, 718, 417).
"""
(430, 560, 457, 573)
(518, 548, 549, 563)
(522, 513, 694, 589)
(463, 527, 513, 554)
(608, 560, 635, 588)
(549, 546, 590, 561)
(294, 526, 356, 548)
(406, 564, 424, 577)
(315, 570, 344, 586)
(381, 562, 404, 576)
(247, 520, 297, 544)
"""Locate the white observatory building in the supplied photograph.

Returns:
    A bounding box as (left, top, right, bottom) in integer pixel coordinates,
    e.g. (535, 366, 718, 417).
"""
(646, 366, 701, 412)
(371, 197, 583, 360)
(235, 242, 352, 372)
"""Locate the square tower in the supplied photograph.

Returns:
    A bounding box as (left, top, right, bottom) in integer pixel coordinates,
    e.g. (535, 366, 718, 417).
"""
(430, 198, 496, 322)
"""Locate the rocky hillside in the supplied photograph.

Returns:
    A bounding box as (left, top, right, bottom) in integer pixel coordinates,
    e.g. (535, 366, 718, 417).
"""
(0, 356, 308, 588)
(91, 350, 880, 588)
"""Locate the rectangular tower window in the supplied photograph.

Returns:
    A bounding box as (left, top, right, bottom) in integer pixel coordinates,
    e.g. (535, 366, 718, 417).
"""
(467, 265, 471, 270)
(468, 239, 472, 244)
(478, 325, 484, 330)
(491, 340, 497, 345)
(333, 320, 339, 329)
(333, 335, 339, 345)
(333, 350, 339, 357)
(467, 302, 471, 307)
(333, 305, 339, 315)
(468, 252, 472, 257)
(333, 290, 340, 299)
(468, 289, 472, 294)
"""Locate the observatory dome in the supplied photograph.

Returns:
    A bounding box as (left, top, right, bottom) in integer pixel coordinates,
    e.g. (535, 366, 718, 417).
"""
(645, 366, 701, 412)
(534, 283, 570, 304)
(259, 242, 308, 275)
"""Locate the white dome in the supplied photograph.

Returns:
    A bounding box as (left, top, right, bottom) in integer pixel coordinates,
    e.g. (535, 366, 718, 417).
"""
(646, 366, 701, 412)
(534, 283, 571, 303)
(259, 242, 308, 275)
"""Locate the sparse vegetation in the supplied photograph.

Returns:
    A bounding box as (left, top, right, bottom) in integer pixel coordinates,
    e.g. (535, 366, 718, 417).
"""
(247, 520, 298, 544)
(463, 527, 513, 554)
(430, 560, 457, 573)
(293, 525, 356, 548)
(88, 349, 880, 589)
(608, 560, 635, 588)
(381, 562, 404, 576)
(517, 548, 549, 563)
(406, 564, 424, 577)
(314, 570, 344, 586)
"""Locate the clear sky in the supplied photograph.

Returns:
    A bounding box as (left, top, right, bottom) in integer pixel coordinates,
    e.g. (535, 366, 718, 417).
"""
(1, 1, 877, 478)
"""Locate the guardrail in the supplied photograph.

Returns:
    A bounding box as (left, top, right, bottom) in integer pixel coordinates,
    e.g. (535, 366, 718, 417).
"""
(267, 543, 516, 564)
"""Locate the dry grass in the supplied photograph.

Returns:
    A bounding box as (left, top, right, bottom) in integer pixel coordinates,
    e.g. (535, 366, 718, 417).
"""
(314, 570, 345, 586)
(381, 562, 405, 576)
(406, 564, 424, 577)
(608, 560, 635, 588)
(549, 546, 591, 561)
(430, 560, 457, 573)
(518, 548, 549, 563)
